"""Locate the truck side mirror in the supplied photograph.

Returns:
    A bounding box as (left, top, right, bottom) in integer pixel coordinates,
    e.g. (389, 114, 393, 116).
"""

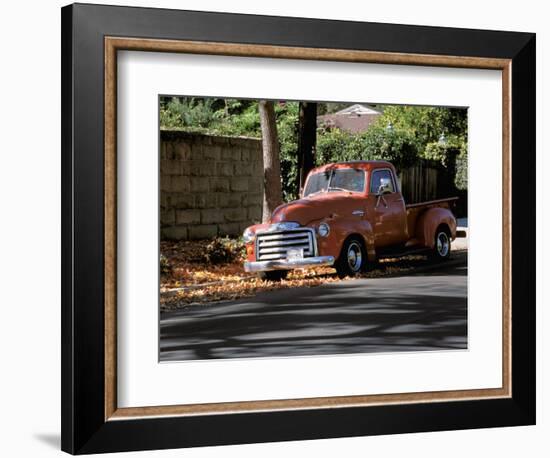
(377, 181, 392, 195)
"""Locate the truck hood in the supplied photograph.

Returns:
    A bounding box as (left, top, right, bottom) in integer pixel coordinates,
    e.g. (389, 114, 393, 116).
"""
(270, 192, 355, 226)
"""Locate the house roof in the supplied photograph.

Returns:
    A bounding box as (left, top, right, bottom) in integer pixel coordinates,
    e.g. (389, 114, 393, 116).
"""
(317, 104, 381, 134)
(334, 104, 381, 116)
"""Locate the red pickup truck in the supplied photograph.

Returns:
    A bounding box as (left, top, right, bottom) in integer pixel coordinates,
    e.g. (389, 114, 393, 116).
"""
(243, 160, 457, 280)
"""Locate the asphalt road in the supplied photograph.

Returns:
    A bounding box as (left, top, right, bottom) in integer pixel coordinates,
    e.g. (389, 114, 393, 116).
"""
(160, 259, 467, 361)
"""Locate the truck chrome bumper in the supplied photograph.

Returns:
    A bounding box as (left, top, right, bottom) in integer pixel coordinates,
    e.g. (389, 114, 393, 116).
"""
(244, 256, 335, 273)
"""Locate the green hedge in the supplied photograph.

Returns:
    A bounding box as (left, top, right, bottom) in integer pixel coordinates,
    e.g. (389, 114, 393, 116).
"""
(159, 98, 468, 199)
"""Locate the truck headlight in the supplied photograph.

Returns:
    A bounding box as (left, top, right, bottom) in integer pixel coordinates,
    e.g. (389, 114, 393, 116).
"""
(318, 223, 330, 237)
(242, 228, 255, 243)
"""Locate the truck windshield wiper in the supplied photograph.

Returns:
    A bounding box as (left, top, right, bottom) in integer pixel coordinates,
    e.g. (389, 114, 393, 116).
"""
(306, 189, 327, 197)
(327, 186, 347, 192)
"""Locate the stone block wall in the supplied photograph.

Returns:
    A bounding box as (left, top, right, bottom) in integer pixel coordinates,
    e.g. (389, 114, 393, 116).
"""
(160, 131, 264, 240)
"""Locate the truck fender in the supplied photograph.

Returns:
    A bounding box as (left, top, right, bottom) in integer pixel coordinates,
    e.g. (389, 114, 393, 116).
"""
(349, 220, 376, 262)
(415, 207, 457, 249)
(315, 219, 376, 262)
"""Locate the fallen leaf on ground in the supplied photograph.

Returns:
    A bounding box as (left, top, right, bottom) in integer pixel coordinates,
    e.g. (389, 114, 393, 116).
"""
(159, 240, 446, 311)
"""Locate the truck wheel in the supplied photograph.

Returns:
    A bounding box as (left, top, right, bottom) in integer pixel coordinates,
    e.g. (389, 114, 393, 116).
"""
(259, 270, 288, 282)
(335, 237, 366, 278)
(431, 227, 451, 261)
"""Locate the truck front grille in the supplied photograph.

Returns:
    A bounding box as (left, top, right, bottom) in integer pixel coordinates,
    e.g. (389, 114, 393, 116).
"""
(256, 228, 316, 261)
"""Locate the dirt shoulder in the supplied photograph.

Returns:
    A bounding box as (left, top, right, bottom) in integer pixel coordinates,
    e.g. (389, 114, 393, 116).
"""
(160, 240, 467, 311)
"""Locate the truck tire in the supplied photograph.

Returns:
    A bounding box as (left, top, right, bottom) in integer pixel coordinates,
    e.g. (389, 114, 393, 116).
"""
(431, 226, 451, 261)
(259, 270, 289, 282)
(335, 237, 366, 278)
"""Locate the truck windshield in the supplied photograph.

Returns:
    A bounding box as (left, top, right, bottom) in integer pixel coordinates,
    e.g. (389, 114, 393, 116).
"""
(303, 168, 365, 196)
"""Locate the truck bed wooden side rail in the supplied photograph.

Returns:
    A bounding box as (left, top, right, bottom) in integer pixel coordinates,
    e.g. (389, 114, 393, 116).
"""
(405, 196, 459, 210)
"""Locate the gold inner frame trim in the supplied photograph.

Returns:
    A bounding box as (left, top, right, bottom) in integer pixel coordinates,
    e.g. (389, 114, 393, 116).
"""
(104, 36, 512, 421)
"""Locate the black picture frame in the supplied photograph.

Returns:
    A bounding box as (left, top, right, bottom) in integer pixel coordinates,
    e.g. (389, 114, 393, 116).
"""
(61, 3, 535, 454)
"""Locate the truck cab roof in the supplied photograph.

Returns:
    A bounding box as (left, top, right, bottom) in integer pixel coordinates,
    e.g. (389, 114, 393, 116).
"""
(309, 160, 396, 175)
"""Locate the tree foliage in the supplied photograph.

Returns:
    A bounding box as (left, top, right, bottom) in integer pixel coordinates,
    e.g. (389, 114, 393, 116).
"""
(274, 102, 300, 201)
(316, 125, 418, 171)
(159, 97, 469, 199)
(160, 97, 221, 130)
(376, 106, 468, 190)
(377, 105, 468, 148)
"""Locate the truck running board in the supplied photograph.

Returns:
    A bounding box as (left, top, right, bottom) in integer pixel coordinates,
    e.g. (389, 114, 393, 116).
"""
(377, 247, 430, 260)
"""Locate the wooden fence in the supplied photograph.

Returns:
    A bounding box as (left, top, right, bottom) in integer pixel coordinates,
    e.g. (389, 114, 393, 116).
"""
(398, 160, 467, 217)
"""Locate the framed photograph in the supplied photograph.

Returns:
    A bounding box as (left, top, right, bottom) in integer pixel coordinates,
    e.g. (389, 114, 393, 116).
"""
(61, 3, 536, 454)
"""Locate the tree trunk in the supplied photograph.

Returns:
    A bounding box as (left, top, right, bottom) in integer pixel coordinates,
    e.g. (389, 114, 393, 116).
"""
(296, 102, 317, 194)
(258, 100, 283, 223)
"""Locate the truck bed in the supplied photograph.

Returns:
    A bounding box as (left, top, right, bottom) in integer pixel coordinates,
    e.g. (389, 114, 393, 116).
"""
(406, 197, 458, 245)
(405, 196, 459, 210)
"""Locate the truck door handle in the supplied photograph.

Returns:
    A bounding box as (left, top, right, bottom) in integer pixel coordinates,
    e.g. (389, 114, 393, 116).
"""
(352, 210, 365, 216)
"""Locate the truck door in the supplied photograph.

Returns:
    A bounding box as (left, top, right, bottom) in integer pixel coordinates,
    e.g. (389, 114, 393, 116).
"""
(368, 168, 408, 247)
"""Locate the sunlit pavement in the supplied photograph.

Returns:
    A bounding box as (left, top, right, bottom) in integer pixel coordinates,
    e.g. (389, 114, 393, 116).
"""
(453, 217, 468, 251)
(160, 256, 467, 361)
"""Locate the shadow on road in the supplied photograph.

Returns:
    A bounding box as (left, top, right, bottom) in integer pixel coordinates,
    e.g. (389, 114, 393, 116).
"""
(160, 263, 467, 361)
